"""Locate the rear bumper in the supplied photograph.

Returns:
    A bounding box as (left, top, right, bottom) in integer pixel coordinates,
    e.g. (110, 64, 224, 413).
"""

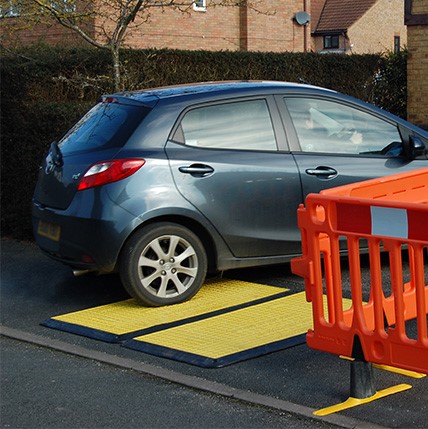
(32, 197, 136, 273)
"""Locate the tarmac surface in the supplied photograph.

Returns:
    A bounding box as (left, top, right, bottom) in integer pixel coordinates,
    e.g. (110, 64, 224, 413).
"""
(1, 238, 427, 428)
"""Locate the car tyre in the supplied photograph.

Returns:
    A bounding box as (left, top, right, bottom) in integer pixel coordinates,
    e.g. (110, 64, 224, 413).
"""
(120, 222, 207, 306)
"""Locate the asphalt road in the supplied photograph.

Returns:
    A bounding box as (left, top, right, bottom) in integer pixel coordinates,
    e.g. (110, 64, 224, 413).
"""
(1, 238, 427, 428)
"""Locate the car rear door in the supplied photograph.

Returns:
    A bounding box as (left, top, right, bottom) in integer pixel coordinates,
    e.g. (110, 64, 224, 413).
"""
(165, 97, 303, 258)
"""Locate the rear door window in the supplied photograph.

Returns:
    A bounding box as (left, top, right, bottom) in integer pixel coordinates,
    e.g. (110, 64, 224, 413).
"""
(173, 99, 278, 151)
(59, 101, 150, 154)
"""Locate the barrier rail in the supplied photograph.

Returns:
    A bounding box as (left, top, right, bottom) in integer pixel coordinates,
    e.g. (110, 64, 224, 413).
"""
(291, 168, 428, 375)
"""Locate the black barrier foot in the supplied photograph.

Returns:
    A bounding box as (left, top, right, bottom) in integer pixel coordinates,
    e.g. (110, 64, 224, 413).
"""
(350, 359, 376, 399)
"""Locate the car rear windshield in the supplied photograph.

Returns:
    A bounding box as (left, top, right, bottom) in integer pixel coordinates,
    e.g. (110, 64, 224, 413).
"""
(58, 100, 150, 154)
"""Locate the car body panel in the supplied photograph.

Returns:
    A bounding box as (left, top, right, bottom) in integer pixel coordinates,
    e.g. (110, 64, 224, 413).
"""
(166, 142, 302, 257)
(33, 186, 138, 272)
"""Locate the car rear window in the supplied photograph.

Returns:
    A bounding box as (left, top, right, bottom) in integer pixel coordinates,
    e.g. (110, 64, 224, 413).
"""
(59, 101, 150, 154)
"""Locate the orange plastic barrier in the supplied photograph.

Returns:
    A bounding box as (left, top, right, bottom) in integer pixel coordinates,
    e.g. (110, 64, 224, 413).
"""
(291, 168, 428, 374)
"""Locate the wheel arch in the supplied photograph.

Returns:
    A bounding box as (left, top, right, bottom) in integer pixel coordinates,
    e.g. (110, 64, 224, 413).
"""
(118, 214, 220, 274)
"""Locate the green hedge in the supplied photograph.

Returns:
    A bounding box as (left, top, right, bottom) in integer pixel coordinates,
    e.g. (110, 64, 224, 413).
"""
(0, 45, 407, 240)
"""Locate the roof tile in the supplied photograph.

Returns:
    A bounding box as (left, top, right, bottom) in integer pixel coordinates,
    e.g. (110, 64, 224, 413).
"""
(315, 0, 378, 33)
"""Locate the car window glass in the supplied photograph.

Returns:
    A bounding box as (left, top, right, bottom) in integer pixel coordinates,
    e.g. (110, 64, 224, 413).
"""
(59, 101, 149, 154)
(284, 98, 403, 156)
(176, 99, 277, 151)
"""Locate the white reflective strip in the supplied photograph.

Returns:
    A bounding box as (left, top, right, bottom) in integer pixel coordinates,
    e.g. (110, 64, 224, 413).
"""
(370, 206, 408, 239)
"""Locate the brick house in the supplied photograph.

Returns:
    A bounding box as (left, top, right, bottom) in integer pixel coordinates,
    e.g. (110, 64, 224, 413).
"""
(313, 0, 407, 54)
(0, 1, 311, 52)
(405, 0, 428, 128)
(0, 0, 405, 54)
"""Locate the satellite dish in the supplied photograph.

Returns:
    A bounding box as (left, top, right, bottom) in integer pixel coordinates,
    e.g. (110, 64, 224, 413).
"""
(295, 11, 310, 25)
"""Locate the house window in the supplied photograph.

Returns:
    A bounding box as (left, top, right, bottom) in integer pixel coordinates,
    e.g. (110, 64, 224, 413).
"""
(394, 36, 400, 53)
(324, 35, 339, 49)
(0, 0, 20, 17)
(193, 0, 206, 12)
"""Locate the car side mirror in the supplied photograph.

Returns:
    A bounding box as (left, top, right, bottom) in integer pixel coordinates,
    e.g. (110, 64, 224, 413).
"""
(405, 135, 426, 160)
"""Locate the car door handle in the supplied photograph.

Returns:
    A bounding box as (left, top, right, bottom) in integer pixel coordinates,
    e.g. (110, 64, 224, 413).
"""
(178, 164, 214, 177)
(305, 166, 338, 178)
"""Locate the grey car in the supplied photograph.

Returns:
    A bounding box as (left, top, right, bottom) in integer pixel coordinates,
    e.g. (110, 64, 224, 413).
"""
(32, 81, 428, 306)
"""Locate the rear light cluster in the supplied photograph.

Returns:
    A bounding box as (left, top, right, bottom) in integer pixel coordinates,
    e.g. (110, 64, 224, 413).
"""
(77, 159, 145, 191)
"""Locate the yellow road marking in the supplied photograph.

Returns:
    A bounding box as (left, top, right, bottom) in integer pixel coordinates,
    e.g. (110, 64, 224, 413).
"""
(314, 384, 412, 416)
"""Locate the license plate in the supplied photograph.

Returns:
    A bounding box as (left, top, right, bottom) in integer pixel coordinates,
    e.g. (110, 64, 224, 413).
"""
(37, 220, 61, 241)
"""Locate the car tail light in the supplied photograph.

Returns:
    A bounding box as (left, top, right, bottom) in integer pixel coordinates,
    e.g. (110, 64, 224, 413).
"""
(77, 159, 145, 191)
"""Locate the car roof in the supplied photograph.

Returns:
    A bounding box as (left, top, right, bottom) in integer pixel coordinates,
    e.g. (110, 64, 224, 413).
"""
(112, 80, 336, 103)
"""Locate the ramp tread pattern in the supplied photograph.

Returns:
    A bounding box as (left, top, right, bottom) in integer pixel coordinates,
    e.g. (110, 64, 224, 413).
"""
(42, 278, 288, 342)
(125, 293, 315, 367)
